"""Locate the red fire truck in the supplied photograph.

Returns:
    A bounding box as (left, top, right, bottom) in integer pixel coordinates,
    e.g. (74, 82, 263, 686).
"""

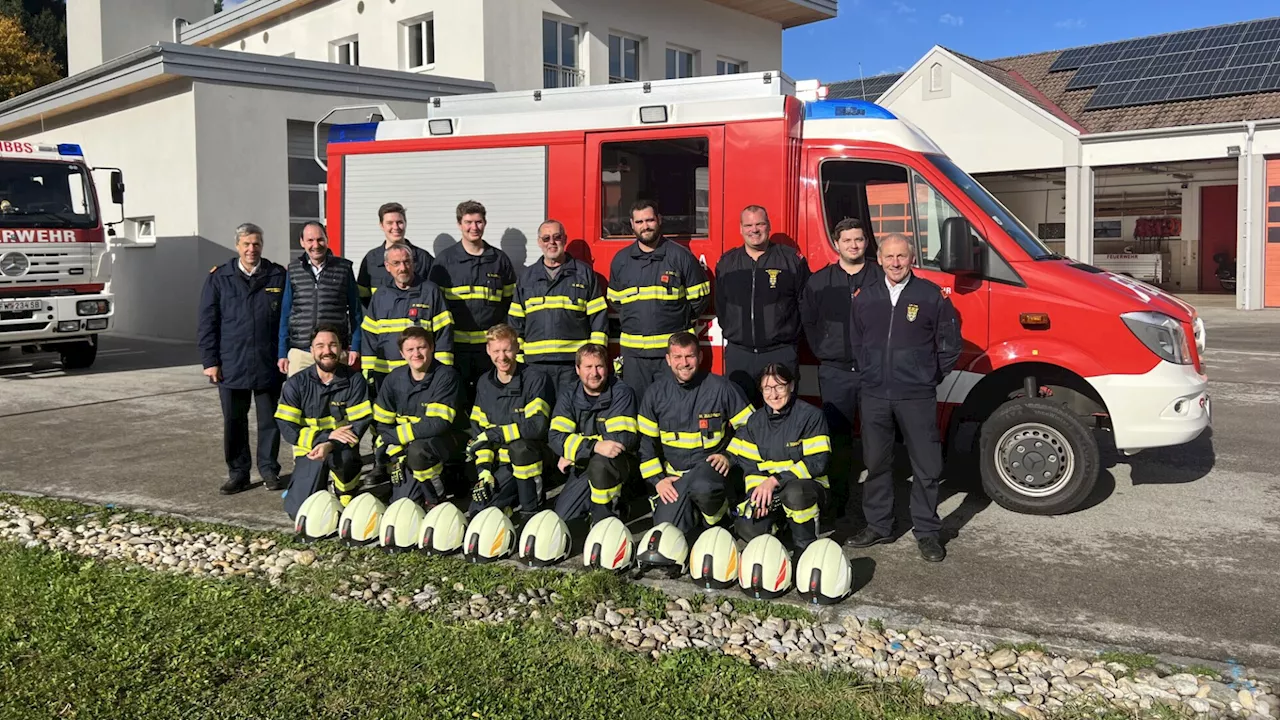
(316, 72, 1209, 515)
(0, 141, 124, 369)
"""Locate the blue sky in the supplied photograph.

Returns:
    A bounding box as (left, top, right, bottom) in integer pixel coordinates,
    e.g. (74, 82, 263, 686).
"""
(782, 1, 1278, 83)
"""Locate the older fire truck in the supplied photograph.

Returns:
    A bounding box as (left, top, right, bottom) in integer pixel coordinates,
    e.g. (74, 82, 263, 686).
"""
(0, 141, 123, 369)
(315, 72, 1209, 515)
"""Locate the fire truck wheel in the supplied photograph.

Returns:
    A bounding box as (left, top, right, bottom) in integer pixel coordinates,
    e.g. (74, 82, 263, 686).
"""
(978, 398, 1098, 515)
(58, 339, 98, 370)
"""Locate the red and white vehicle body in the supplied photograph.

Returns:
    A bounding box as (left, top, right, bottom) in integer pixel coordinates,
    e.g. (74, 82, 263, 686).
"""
(317, 72, 1209, 514)
(0, 141, 124, 369)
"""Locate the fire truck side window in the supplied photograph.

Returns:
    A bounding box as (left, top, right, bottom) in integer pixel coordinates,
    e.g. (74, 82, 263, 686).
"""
(910, 171, 968, 269)
(600, 137, 709, 239)
(818, 159, 913, 253)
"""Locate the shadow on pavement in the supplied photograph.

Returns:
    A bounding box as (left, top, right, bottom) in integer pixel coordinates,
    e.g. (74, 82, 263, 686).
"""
(1099, 427, 1216, 486)
(0, 335, 201, 379)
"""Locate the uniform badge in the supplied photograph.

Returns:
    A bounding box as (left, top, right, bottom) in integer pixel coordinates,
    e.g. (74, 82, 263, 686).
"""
(660, 274, 670, 283)
(906, 304, 919, 322)
(766, 269, 781, 289)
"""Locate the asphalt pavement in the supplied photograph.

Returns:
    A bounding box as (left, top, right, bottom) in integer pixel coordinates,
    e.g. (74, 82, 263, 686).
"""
(2, 303, 1278, 668)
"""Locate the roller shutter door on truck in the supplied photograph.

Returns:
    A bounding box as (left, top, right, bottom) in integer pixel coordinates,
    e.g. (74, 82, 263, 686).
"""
(341, 146, 549, 269)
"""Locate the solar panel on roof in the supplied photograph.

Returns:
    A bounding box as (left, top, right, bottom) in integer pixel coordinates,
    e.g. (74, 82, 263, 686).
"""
(1049, 46, 1096, 72)
(1244, 18, 1280, 43)
(1066, 63, 1115, 90)
(1166, 69, 1225, 101)
(1229, 40, 1280, 68)
(1213, 64, 1270, 95)
(1201, 22, 1248, 48)
(1161, 30, 1207, 54)
(1086, 43, 1129, 65)
(1120, 35, 1167, 60)
(1122, 74, 1180, 105)
(1103, 56, 1155, 83)
(1184, 45, 1235, 73)
(1083, 80, 1138, 110)
(1143, 50, 1194, 77)
(1263, 63, 1280, 92)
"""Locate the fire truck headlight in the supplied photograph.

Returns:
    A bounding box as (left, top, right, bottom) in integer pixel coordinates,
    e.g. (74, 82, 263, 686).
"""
(77, 299, 110, 316)
(1121, 311, 1192, 366)
(57, 320, 81, 332)
(86, 319, 108, 331)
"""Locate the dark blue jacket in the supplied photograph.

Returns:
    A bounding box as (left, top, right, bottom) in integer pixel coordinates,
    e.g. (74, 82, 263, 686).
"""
(850, 272, 961, 401)
(198, 257, 287, 390)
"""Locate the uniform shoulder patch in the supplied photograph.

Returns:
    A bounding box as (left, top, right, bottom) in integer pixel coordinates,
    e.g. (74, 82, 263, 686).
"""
(209, 266, 218, 274)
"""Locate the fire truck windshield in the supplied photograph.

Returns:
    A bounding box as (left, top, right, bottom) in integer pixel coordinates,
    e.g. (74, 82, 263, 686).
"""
(925, 153, 1055, 260)
(0, 159, 98, 229)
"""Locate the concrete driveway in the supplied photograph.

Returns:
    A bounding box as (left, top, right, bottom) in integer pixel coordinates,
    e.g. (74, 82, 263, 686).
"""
(2, 305, 1278, 668)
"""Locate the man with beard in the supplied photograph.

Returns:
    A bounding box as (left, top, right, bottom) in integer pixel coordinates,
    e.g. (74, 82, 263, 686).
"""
(356, 202, 434, 306)
(607, 200, 710, 403)
(549, 343, 639, 525)
(467, 324, 555, 522)
(714, 205, 809, 406)
(275, 324, 373, 516)
(372, 326, 465, 508)
(277, 221, 362, 377)
(508, 219, 608, 398)
(637, 332, 753, 537)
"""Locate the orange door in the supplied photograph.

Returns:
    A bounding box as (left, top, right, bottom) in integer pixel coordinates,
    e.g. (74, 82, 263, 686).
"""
(1266, 159, 1280, 308)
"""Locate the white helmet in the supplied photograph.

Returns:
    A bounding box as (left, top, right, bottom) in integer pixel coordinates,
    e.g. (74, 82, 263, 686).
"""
(517, 510, 571, 567)
(795, 538, 854, 605)
(688, 526, 740, 590)
(418, 502, 467, 555)
(463, 507, 515, 563)
(295, 490, 343, 541)
(582, 517, 633, 572)
(738, 534, 792, 599)
(338, 493, 386, 546)
(635, 522, 688, 578)
(379, 498, 427, 553)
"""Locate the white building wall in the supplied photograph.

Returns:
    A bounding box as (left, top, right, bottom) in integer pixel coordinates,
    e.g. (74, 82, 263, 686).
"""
(68, 0, 212, 74)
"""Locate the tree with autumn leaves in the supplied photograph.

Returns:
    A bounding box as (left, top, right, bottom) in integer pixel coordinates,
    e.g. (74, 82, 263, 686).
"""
(0, 12, 61, 100)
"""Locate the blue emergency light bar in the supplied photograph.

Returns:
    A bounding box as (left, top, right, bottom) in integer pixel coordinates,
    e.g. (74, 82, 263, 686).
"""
(57, 143, 83, 156)
(328, 123, 379, 144)
(804, 99, 896, 120)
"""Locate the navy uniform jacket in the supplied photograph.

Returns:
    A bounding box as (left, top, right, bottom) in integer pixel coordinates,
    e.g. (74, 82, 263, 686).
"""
(850, 272, 961, 401)
(637, 370, 753, 483)
(357, 240, 434, 304)
(274, 364, 373, 456)
(361, 278, 455, 374)
(373, 362, 465, 457)
(197, 257, 287, 390)
(548, 376, 640, 462)
(508, 257, 609, 364)
(607, 238, 710, 357)
(714, 243, 810, 351)
(428, 242, 517, 352)
(727, 398, 831, 491)
(801, 261, 884, 369)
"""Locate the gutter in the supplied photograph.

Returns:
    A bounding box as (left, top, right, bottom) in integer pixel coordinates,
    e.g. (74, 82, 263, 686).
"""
(1081, 116, 1280, 143)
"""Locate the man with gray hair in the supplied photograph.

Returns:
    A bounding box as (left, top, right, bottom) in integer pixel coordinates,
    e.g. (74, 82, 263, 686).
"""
(198, 222, 289, 495)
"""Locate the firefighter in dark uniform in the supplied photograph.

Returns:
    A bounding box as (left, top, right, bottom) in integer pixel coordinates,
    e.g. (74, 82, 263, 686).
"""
(727, 363, 830, 552)
(356, 202, 434, 306)
(361, 243, 454, 486)
(467, 324, 555, 522)
(429, 199, 517, 404)
(800, 217, 883, 519)
(197, 222, 287, 495)
(549, 343, 639, 525)
(372, 326, 466, 508)
(509, 219, 608, 399)
(845, 234, 960, 563)
(607, 200, 710, 403)
(638, 332, 753, 537)
(714, 205, 810, 406)
(274, 324, 373, 514)
(277, 221, 362, 377)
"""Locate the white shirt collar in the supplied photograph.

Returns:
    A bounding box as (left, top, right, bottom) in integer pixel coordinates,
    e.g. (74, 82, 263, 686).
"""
(239, 261, 259, 277)
(886, 272, 910, 306)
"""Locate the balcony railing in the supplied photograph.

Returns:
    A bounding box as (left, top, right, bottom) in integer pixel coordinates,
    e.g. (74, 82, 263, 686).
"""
(544, 64, 585, 89)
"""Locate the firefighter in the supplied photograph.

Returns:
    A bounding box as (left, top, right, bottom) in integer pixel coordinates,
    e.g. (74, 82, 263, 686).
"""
(467, 324, 555, 522)
(800, 217, 883, 519)
(549, 343, 639, 525)
(845, 234, 960, 563)
(277, 221, 362, 377)
(607, 200, 710, 403)
(197, 222, 287, 495)
(361, 242, 454, 486)
(274, 324, 372, 515)
(638, 332, 753, 537)
(372, 326, 465, 508)
(356, 202, 434, 306)
(727, 363, 831, 552)
(509, 219, 608, 398)
(429, 199, 518, 403)
(714, 205, 810, 406)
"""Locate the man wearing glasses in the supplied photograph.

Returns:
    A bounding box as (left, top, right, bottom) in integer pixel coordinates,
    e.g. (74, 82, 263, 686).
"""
(508, 219, 608, 399)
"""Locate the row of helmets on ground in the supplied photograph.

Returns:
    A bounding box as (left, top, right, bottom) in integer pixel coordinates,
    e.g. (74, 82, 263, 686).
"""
(295, 490, 855, 605)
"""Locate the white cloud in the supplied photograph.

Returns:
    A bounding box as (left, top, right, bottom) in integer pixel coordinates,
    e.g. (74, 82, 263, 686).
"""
(1055, 18, 1086, 30)
(891, 1, 917, 14)
(939, 13, 964, 26)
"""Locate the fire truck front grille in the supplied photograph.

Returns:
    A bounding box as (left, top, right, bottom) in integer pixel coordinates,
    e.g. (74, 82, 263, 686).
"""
(0, 322, 47, 334)
(0, 248, 91, 287)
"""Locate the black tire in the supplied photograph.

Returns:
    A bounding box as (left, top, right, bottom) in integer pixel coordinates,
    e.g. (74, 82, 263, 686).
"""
(978, 398, 1099, 515)
(58, 337, 98, 370)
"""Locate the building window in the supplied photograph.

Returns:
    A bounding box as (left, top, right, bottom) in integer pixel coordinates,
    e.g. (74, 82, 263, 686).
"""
(404, 16, 435, 70)
(125, 217, 156, 246)
(609, 34, 640, 84)
(543, 18, 581, 88)
(666, 48, 695, 79)
(716, 59, 744, 75)
(600, 137, 710, 239)
(332, 37, 359, 66)
(287, 121, 329, 241)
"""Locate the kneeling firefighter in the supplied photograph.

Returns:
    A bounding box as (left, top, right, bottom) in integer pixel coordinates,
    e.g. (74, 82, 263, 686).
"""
(727, 362, 831, 551)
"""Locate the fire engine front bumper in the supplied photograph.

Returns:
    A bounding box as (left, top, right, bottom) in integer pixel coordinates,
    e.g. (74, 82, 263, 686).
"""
(1086, 359, 1210, 453)
(0, 293, 114, 348)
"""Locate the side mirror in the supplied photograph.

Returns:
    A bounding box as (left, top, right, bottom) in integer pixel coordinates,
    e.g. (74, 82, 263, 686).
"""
(938, 216, 980, 275)
(110, 171, 125, 206)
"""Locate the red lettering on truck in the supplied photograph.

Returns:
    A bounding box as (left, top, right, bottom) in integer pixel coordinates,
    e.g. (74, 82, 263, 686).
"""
(0, 229, 82, 243)
(0, 141, 34, 153)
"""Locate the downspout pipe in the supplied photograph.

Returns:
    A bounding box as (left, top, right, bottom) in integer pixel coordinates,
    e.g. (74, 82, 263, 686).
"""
(173, 18, 188, 44)
(1243, 121, 1256, 309)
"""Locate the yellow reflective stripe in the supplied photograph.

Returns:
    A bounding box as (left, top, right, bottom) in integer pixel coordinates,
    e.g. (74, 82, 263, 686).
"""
(358, 285, 372, 299)
(274, 404, 303, 423)
(522, 296, 588, 313)
(455, 330, 488, 345)
(432, 311, 452, 332)
(372, 403, 396, 424)
(443, 285, 505, 302)
(591, 484, 621, 504)
(785, 503, 819, 524)
(589, 331, 608, 346)
(686, 281, 711, 300)
(436, 352, 455, 366)
(801, 435, 831, 455)
(503, 284, 516, 298)
(550, 416, 576, 433)
(659, 430, 702, 449)
(500, 423, 521, 443)
(364, 357, 407, 373)
(564, 433, 583, 459)
(727, 437, 763, 462)
(620, 331, 674, 350)
(359, 315, 378, 333)
(607, 286, 686, 304)
(637, 415, 659, 437)
(757, 460, 794, 473)
(292, 447, 309, 457)
(729, 406, 753, 429)
(298, 427, 318, 451)
(524, 397, 550, 418)
(425, 403, 455, 422)
(346, 401, 372, 421)
(508, 302, 526, 319)
(522, 338, 590, 355)
(304, 416, 338, 430)
(745, 474, 769, 491)
(511, 459, 541, 479)
(333, 472, 359, 493)
(585, 296, 608, 315)
(603, 416, 638, 434)
(411, 465, 443, 481)
(470, 406, 490, 425)
(663, 463, 687, 477)
(793, 461, 813, 479)
(396, 422, 415, 445)
(815, 475, 830, 489)
(639, 458, 663, 479)
(475, 448, 495, 464)
(701, 500, 728, 526)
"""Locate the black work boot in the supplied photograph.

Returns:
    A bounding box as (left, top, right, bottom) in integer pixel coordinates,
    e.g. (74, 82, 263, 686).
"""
(844, 527, 893, 548)
(917, 536, 946, 563)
